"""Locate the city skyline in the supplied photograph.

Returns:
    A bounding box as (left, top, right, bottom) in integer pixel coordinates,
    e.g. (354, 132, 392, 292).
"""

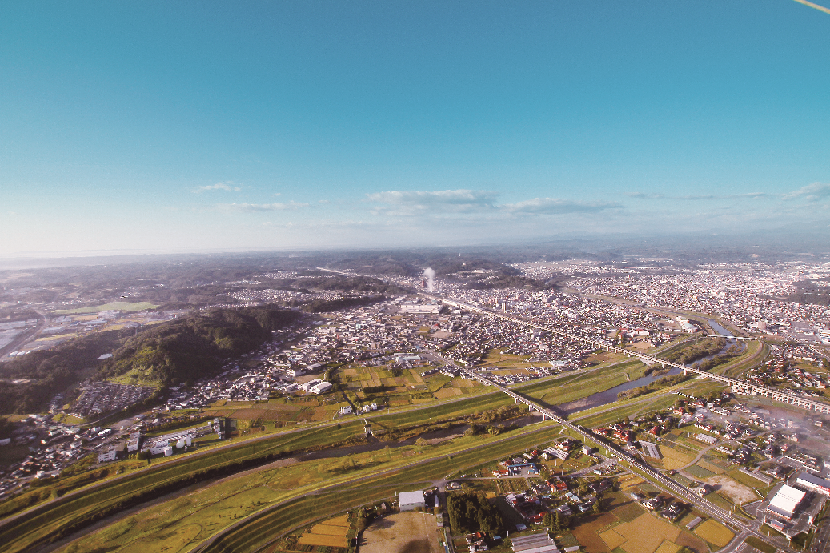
(2, 1, 829, 257)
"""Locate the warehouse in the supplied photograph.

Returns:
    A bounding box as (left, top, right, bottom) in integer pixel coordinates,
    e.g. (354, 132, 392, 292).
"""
(398, 490, 426, 511)
(766, 484, 806, 520)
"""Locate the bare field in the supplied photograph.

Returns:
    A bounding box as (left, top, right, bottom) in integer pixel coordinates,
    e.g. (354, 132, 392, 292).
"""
(705, 476, 757, 504)
(361, 512, 442, 553)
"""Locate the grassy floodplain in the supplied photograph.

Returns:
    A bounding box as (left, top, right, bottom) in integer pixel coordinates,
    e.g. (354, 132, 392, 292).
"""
(51, 421, 564, 553)
(512, 358, 648, 408)
(0, 390, 517, 553)
(53, 301, 160, 314)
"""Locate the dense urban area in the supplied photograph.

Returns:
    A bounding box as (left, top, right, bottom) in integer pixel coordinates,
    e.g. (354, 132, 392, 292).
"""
(1, 248, 830, 553)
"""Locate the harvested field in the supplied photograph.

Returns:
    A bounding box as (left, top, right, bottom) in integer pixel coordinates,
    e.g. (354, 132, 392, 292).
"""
(601, 528, 626, 550)
(434, 388, 461, 399)
(298, 533, 344, 547)
(614, 513, 680, 553)
(572, 512, 618, 553)
(693, 519, 734, 548)
(308, 523, 348, 536)
(697, 460, 724, 474)
(685, 465, 716, 479)
(675, 530, 708, 553)
(361, 512, 441, 553)
(654, 540, 680, 553)
(613, 501, 645, 523)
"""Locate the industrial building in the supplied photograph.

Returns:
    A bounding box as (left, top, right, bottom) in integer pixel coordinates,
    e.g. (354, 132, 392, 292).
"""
(795, 471, 830, 496)
(766, 484, 807, 520)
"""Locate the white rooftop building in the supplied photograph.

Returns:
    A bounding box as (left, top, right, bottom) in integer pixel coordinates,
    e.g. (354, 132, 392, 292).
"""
(399, 490, 425, 511)
(767, 484, 806, 520)
(511, 532, 560, 553)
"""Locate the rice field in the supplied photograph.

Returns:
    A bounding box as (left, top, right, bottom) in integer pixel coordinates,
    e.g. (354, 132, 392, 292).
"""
(693, 519, 734, 548)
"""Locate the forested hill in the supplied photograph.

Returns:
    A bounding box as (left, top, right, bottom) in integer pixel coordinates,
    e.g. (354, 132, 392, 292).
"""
(0, 306, 302, 414)
(0, 330, 127, 414)
(98, 307, 302, 386)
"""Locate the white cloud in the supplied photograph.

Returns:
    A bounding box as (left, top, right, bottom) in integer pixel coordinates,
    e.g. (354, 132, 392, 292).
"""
(784, 182, 830, 202)
(196, 181, 242, 193)
(626, 191, 769, 200)
(367, 189, 497, 213)
(221, 201, 309, 212)
(503, 197, 620, 214)
(365, 189, 621, 219)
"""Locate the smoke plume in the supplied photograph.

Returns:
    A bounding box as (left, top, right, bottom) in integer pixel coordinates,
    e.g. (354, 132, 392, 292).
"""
(423, 267, 435, 292)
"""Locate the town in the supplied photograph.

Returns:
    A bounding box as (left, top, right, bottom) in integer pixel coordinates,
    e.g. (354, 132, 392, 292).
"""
(2, 256, 830, 553)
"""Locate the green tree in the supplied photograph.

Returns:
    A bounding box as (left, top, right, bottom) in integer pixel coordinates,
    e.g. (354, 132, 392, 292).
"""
(550, 511, 562, 533)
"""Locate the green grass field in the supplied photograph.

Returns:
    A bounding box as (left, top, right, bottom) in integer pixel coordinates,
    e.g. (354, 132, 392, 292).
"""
(515, 360, 649, 407)
(54, 422, 564, 553)
(0, 390, 528, 553)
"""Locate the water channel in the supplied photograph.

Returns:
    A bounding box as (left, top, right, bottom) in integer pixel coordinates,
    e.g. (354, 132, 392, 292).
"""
(558, 319, 736, 416)
(557, 367, 684, 415)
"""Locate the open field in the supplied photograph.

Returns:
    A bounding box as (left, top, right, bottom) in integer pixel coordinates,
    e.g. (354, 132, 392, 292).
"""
(570, 493, 710, 553)
(202, 398, 343, 423)
(0, 416, 383, 553)
(658, 446, 694, 471)
(298, 516, 350, 548)
(613, 513, 680, 553)
(693, 519, 734, 548)
(481, 349, 534, 369)
(361, 512, 442, 553)
(705, 475, 757, 504)
(745, 535, 777, 553)
(53, 302, 159, 314)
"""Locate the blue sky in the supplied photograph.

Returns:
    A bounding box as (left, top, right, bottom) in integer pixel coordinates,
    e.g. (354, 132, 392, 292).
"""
(2, 1, 829, 257)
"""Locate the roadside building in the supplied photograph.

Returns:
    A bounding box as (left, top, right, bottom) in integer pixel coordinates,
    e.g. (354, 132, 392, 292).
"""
(639, 441, 661, 459)
(795, 471, 830, 496)
(98, 450, 118, 463)
(398, 490, 425, 511)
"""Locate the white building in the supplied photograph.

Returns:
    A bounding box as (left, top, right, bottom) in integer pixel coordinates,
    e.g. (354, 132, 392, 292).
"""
(98, 450, 118, 463)
(399, 490, 425, 511)
(766, 484, 806, 520)
(795, 471, 830, 496)
(510, 531, 560, 553)
(309, 381, 332, 394)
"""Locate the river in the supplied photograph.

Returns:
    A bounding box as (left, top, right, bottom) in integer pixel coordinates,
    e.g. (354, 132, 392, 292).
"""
(558, 319, 737, 416)
(708, 319, 734, 338)
(558, 367, 683, 415)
